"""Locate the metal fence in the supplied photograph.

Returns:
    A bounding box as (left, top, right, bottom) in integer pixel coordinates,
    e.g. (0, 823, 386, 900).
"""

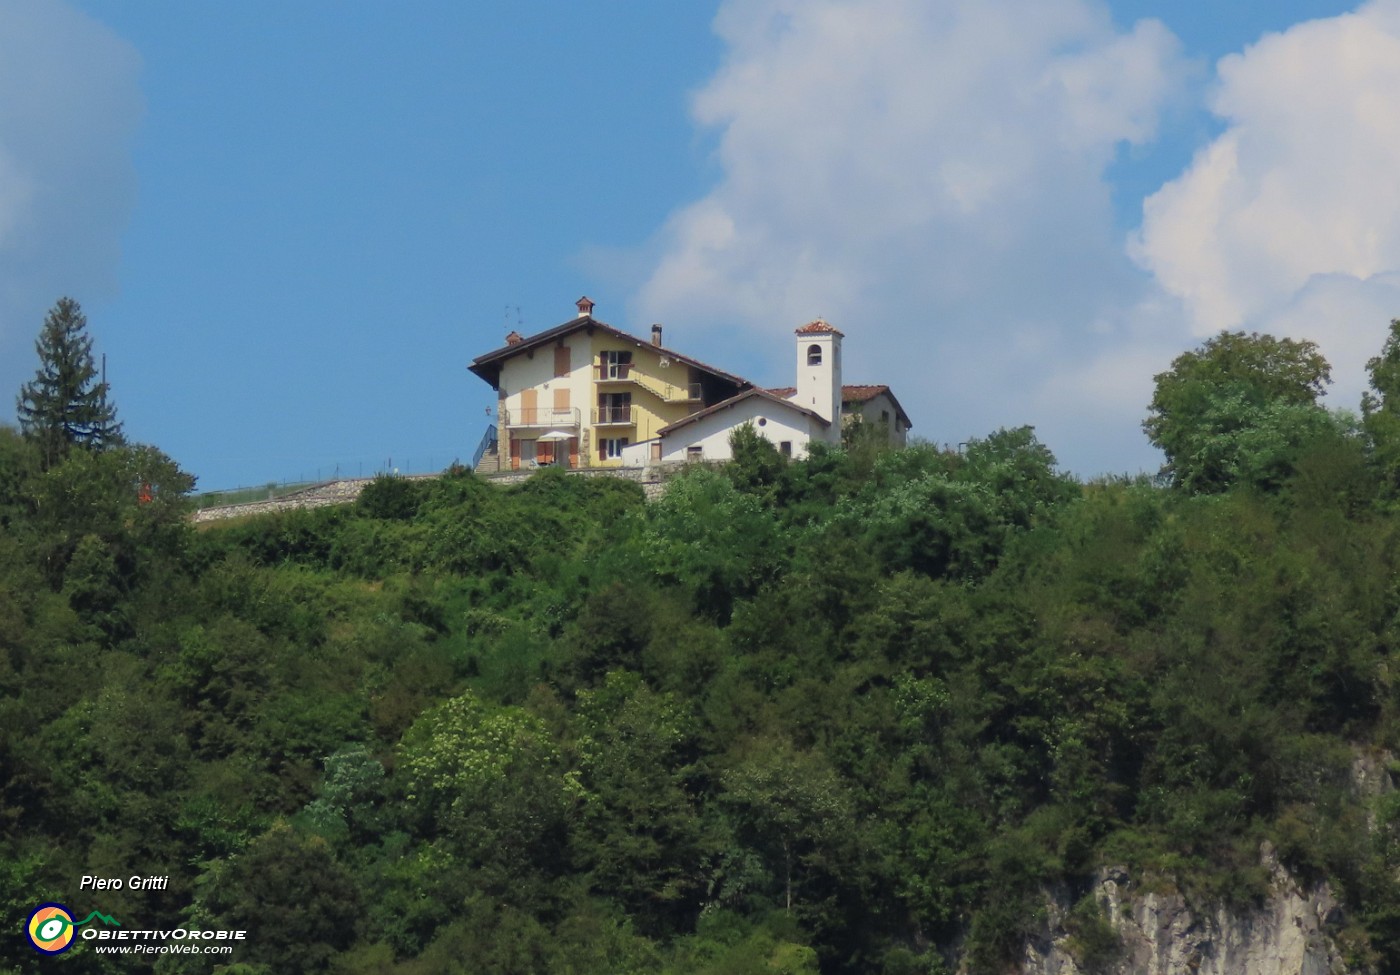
(471, 424, 498, 470)
(193, 452, 464, 509)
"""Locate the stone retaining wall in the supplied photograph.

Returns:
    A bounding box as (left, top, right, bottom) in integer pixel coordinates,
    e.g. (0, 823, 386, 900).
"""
(192, 467, 679, 522)
(192, 474, 437, 523)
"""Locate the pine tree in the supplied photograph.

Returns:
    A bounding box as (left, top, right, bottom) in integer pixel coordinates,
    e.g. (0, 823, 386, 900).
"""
(17, 297, 124, 466)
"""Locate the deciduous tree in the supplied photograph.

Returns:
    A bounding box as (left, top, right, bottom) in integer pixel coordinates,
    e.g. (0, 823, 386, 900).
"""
(1144, 331, 1333, 492)
(1363, 319, 1400, 487)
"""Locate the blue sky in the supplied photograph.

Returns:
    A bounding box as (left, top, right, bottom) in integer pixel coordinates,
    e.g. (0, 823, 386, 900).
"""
(3, 0, 1396, 489)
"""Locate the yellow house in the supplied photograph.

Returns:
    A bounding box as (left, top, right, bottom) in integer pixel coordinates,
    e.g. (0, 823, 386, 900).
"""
(469, 297, 912, 471)
(469, 297, 750, 470)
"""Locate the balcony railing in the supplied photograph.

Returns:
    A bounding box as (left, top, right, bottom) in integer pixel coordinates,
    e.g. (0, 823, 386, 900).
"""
(595, 362, 633, 381)
(595, 366, 702, 403)
(470, 423, 498, 470)
(592, 406, 634, 425)
(503, 407, 581, 428)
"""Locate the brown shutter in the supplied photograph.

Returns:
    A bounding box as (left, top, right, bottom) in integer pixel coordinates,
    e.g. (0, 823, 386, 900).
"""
(553, 387, 570, 411)
(509, 439, 521, 471)
(554, 346, 570, 377)
(520, 388, 538, 425)
(539, 441, 553, 465)
(569, 438, 579, 469)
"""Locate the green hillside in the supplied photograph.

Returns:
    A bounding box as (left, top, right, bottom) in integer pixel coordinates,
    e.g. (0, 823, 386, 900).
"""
(7, 327, 1400, 974)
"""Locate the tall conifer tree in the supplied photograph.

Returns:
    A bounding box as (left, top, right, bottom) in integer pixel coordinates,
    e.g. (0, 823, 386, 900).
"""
(17, 297, 124, 466)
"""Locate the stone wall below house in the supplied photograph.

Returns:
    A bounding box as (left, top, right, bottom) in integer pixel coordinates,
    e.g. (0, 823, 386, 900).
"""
(192, 466, 682, 522)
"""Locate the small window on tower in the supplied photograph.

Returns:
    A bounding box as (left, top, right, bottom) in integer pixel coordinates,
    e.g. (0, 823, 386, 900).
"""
(807, 344, 822, 366)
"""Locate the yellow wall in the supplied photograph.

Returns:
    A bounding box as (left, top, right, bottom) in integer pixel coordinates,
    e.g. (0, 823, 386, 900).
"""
(495, 330, 704, 469)
(587, 334, 698, 467)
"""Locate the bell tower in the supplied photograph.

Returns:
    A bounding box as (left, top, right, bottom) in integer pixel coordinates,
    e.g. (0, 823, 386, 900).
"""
(795, 319, 843, 442)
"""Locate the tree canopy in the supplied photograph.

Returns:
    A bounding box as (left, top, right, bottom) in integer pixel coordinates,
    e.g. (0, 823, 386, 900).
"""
(10, 324, 1400, 974)
(1144, 330, 1334, 492)
(16, 297, 123, 467)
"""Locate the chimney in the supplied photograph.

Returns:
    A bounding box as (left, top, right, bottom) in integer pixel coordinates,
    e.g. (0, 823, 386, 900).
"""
(505, 330, 524, 346)
(651, 324, 663, 347)
(576, 296, 595, 318)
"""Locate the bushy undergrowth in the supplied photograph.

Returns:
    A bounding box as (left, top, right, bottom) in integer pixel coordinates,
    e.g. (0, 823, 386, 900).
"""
(7, 403, 1400, 974)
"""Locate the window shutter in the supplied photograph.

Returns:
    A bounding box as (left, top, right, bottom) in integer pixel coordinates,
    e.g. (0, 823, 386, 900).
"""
(569, 438, 579, 469)
(509, 438, 520, 471)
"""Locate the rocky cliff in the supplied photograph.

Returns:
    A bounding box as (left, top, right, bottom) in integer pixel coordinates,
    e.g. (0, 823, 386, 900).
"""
(1018, 847, 1363, 975)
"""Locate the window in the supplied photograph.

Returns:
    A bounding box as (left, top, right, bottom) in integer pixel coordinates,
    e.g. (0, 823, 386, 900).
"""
(807, 344, 823, 366)
(881, 410, 890, 424)
(686, 446, 703, 461)
(601, 437, 629, 460)
(601, 350, 632, 379)
(780, 441, 792, 456)
(597, 392, 632, 424)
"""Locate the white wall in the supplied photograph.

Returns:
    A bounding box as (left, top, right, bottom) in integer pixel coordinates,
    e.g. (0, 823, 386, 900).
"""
(659, 397, 821, 462)
(794, 331, 842, 442)
(498, 340, 591, 463)
(619, 438, 656, 466)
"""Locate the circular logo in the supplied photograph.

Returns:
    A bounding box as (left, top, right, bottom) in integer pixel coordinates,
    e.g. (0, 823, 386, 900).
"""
(27, 903, 76, 955)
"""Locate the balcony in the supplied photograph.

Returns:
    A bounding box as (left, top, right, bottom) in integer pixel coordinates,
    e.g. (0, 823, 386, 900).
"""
(503, 407, 581, 429)
(594, 365, 701, 403)
(592, 406, 634, 426)
(595, 362, 633, 381)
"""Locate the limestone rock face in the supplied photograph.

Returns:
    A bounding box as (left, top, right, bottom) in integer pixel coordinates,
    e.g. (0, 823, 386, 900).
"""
(1019, 849, 1363, 975)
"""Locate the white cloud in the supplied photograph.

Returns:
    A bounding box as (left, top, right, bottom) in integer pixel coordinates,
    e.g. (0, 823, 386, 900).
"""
(626, 0, 1191, 474)
(1133, 0, 1400, 399)
(0, 0, 141, 413)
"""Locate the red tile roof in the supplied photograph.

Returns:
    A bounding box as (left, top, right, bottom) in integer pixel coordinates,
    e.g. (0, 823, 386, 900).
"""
(767, 383, 885, 402)
(842, 384, 891, 403)
(469, 316, 751, 390)
(794, 318, 844, 336)
(768, 384, 912, 429)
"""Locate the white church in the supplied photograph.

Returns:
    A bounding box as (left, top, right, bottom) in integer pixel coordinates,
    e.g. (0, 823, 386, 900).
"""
(627, 319, 851, 464)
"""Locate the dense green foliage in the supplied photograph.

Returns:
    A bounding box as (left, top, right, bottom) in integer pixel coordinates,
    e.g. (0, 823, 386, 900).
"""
(1144, 330, 1334, 493)
(9, 327, 1400, 974)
